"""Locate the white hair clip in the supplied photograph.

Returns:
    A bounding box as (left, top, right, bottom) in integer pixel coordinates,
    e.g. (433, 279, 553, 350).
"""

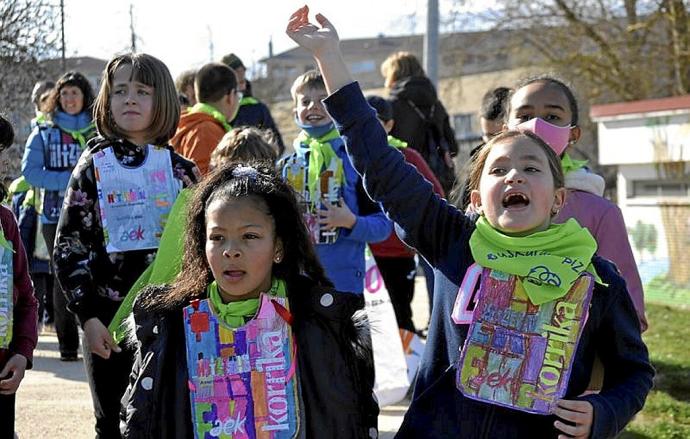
(232, 165, 259, 179)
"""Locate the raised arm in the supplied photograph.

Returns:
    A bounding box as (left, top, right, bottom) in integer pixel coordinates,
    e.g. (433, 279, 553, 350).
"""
(286, 7, 472, 265)
(286, 6, 353, 94)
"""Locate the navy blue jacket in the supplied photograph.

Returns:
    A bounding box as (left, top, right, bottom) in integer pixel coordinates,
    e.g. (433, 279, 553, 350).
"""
(231, 83, 285, 155)
(324, 82, 654, 439)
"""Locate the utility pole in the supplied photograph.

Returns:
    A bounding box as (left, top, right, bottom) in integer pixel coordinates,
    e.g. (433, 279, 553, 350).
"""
(129, 4, 137, 53)
(60, 0, 66, 71)
(207, 26, 214, 62)
(424, 0, 439, 87)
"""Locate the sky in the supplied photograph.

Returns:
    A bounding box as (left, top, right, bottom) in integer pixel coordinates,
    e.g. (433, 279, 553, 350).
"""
(61, 0, 476, 79)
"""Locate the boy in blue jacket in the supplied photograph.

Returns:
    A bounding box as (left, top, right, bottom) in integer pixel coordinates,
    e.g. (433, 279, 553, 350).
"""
(279, 70, 391, 294)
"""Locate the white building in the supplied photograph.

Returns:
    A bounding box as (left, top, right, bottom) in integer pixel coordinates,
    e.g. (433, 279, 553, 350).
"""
(591, 96, 690, 306)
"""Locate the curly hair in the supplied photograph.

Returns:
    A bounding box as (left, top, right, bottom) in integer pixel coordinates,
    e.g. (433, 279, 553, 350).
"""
(152, 161, 331, 309)
(45, 71, 95, 115)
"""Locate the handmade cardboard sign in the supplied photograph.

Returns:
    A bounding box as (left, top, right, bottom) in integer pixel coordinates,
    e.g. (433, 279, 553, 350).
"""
(455, 268, 593, 414)
(183, 295, 300, 438)
(0, 229, 13, 349)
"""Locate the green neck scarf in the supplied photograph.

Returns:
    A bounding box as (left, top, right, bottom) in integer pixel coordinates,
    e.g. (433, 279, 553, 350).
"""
(33, 113, 48, 125)
(388, 135, 408, 149)
(297, 129, 345, 203)
(0, 227, 13, 252)
(470, 216, 599, 305)
(239, 96, 259, 107)
(190, 103, 232, 132)
(208, 278, 287, 328)
(55, 122, 95, 149)
(561, 152, 588, 175)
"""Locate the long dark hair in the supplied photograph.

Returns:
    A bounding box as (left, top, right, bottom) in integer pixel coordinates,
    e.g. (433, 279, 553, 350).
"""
(153, 161, 331, 310)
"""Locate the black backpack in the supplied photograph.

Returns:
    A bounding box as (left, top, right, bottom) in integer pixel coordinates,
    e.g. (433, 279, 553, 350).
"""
(405, 99, 456, 194)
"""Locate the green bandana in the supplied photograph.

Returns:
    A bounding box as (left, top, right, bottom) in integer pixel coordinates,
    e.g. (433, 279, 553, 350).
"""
(239, 96, 259, 107)
(0, 227, 13, 252)
(470, 216, 599, 305)
(208, 278, 287, 328)
(387, 135, 408, 149)
(561, 152, 588, 175)
(297, 129, 345, 204)
(190, 103, 232, 132)
(56, 122, 96, 149)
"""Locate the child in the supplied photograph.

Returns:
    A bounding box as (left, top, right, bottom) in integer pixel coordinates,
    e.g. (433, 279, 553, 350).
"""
(8, 176, 52, 333)
(366, 95, 444, 333)
(505, 76, 647, 331)
(278, 70, 391, 295)
(220, 53, 286, 156)
(286, 7, 653, 438)
(53, 53, 200, 437)
(171, 62, 241, 174)
(120, 162, 378, 438)
(480, 86, 511, 142)
(107, 126, 281, 342)
(209, 126, 279, 172)
(0, 115, 38, 437)
(23, 71, 96, 361)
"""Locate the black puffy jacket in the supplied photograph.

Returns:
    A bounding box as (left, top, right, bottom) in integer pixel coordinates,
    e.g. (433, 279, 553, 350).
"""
(120, 275, 379, 438)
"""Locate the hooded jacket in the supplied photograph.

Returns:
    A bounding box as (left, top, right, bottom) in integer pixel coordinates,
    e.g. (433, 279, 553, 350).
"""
(171, 110, 226, 174)
(323, 82, 653, 439)
(555, 168, 647, 331)
(388, 76, 458, 158)
(119, 275, 379, 438)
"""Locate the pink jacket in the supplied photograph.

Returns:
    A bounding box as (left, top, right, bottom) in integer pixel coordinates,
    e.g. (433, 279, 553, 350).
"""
(555, 170, 647, 331)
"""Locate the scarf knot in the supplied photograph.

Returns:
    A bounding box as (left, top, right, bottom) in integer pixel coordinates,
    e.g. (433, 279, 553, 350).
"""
(296, 128, 344, 204)
(469, 217, 600, 305)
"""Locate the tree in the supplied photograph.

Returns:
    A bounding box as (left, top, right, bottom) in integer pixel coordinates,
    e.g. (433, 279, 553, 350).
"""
(457, 0, 690, 103)
(0, 1, 60, 141)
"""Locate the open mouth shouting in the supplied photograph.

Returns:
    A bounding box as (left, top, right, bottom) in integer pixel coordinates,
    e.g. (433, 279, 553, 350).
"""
(502, 191, 530, 209)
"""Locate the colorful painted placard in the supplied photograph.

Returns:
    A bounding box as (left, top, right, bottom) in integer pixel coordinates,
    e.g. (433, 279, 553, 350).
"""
(93, 145, 180, 253)
(0, 228, 14, 349)
(281, 154, 340, 245)
(183, 295, 300, 439)
(455, 268, 593, 414)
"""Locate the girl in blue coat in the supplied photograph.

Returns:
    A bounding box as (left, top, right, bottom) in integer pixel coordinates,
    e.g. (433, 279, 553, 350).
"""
(21, 71, 95, 361)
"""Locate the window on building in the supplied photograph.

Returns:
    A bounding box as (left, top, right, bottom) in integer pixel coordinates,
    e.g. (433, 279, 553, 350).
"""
(453, 113, 482, 157)
(631, 179, 690, 198)
(349, 60, 376, 74)
(453, 113, 482, 142)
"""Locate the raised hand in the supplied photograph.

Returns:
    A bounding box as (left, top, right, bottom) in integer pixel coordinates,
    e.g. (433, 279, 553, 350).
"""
(286, 5, 353, 93)
(286, 5, 340, 57)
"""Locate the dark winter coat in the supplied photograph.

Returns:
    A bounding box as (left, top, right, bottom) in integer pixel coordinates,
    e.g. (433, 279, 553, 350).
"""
(120, 275, 379, 438)
(388, 76, 458, 158)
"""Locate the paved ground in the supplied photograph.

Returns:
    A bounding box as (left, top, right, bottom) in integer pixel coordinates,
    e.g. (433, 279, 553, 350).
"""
(15, 276, 430, 437)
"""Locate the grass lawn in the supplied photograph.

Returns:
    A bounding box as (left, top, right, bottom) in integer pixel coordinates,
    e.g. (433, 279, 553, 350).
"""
(620, 303, 690, 438)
